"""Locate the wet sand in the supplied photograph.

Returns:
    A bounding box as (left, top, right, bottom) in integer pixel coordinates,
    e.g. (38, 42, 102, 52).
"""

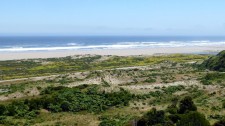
(0, 46, 225, 60)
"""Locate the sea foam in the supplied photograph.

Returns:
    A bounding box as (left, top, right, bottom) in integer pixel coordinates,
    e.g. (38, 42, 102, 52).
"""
(0, 41, 225, 52)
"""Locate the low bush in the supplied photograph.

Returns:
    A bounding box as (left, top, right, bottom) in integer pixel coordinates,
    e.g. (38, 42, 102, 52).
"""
(0, 85, 133, 120)
(177, 111, 210, 126)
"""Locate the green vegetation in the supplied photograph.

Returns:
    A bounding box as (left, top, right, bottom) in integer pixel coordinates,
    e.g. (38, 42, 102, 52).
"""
(178, 96, 197, 114)
(99, 115, 133, 126)
(0, 52, 225, 126)
(144, 77, 156, 83)
(163, 85, 185, 94)
(203, 50, 225, 71)
(177, 111, 210, 126)
(137, 96, 210, 126)
(0, 85, 133, 125)
(0, 85, 132, 114)
(214, 118, 225, 126)
(201, 72, 225, 85)
(0, 54, 208, 80)
(137, 108, 168, 126)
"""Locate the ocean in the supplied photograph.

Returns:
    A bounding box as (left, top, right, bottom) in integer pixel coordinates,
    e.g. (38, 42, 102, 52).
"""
(0, 36, 225, 52)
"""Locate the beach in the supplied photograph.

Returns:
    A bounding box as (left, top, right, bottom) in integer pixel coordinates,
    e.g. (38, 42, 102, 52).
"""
(0, 45, 225, 60)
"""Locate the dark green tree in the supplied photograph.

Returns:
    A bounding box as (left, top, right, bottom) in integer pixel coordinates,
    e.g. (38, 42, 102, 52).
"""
(179, 96, 197, 114)
(60, 101, 71, 111)
(167, 98, 179, 114)
(177, 111, 210, 126)
(0, 104, 6, 115)
(7, 101, 29, 117)
(137, 108, 166, 126)
(214, 118, 225, 126)
(137, 118, 147, 126)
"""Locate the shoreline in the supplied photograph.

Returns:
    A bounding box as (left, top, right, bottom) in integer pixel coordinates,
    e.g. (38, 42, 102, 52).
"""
(0, 46, 225, 61)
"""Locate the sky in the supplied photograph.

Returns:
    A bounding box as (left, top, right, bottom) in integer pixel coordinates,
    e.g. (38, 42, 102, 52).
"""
(0, 0, 225, 36)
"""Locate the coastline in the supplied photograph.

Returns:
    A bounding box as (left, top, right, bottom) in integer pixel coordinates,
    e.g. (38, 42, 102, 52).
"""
(0, 46, 225, 61)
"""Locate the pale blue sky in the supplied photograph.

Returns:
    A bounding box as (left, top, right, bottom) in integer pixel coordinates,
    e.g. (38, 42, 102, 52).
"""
(0, 0, 225, 36)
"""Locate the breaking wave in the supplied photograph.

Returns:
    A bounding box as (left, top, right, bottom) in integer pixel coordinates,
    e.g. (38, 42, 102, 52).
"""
(0, 41, 225, 52)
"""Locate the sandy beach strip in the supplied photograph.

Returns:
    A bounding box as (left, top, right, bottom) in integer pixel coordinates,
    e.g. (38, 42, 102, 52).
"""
(0, 46, 225, 61)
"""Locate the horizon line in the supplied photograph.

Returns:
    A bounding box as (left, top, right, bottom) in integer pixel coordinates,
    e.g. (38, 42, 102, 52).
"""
(1, 35, 225, 37)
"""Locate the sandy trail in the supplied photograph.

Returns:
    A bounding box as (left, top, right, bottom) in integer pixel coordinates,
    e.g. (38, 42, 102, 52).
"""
(0, 75, 59, 85)
(0, 65, 154, 84)
(121, 80, 200, 90)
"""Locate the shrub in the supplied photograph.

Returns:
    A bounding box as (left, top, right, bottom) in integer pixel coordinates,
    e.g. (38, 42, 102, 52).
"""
(137, 108, 166, 126)
(99, 115, 132, 126)
(168, 114, 181, 123)
(213, 118, 225, 126)
(0, 105, 6, 115)
(163, 85, 185, 94)
(222, 101, 225, 109)
(201, 72, 225, 85)
(178, 96, 197, 114)
(144, 78, 156, 83)
(177, 111, 210, 126)
(7, 101, 29, 117)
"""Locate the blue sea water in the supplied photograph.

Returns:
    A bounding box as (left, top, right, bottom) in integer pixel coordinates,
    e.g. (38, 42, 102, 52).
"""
(0, 36, 225, 52)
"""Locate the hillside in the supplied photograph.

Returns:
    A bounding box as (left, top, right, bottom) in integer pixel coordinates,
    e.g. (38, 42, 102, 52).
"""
(203, 50, 225, 71)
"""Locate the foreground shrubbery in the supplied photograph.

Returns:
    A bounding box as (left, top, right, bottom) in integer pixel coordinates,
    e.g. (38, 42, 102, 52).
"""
(136, 96, 210, 126)
(214, 118, 225, 126)
(40, 85, 133, 113)
(0, 85, 224, 126)
(0, 85, 133, 124)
